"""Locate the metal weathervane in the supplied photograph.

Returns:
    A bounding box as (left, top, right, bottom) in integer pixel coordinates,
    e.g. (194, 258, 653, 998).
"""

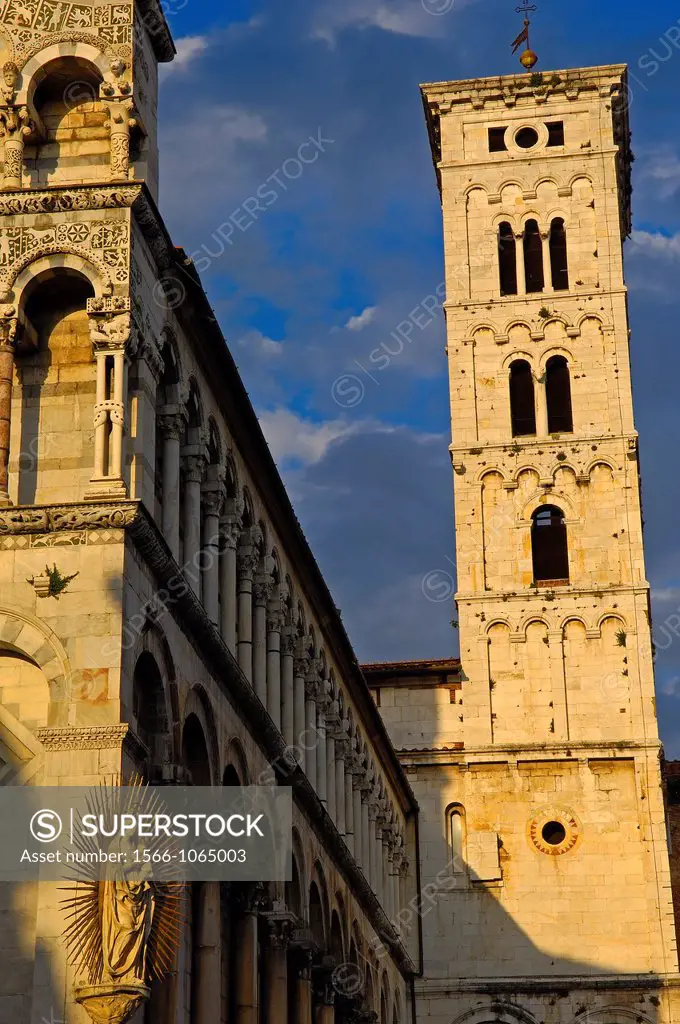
(512, 1, 539, 70)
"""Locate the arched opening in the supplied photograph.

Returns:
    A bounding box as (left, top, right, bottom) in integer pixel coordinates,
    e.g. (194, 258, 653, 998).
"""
(181, 713, 211, 786)
(132, 652, 169, 772)
(549, 217, 569, 290)
(0, 644, 50, 729)
(498, 221, 518, 296)
(330, 909, 344, 964)
(309, 881, 325, 951)
(523, 219, 544, 293)
(380, 989, 389, 1024)
(27, 57, 106, 187)
(179, 384, 202, 567)
(448, 804, 466, 873)
(509, 359, 536, 436)
(545, 355, 573, 433)
(531, 505, 569, 585)
(15, 269, 95, 504)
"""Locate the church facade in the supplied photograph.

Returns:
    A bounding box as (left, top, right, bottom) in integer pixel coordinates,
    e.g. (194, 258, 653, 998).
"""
(366, 64, 680, 1024)
(0, 3, 418, 1024)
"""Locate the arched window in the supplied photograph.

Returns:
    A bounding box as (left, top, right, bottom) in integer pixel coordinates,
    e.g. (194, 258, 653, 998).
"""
(509, 360, 536, 436)
(448, 805, 466, 873)
(498, 221, 518, 296)
(523, 219, 544, 293)
(531, 506, 569, 585)
(550, 217, 569, 290)
(545, 355, 573, 433)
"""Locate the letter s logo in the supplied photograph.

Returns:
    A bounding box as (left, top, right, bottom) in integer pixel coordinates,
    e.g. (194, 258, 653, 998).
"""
(30, 809, 63, 843)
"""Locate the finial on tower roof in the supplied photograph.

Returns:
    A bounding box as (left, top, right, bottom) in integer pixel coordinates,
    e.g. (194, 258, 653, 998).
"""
(512, 1, 538, 70)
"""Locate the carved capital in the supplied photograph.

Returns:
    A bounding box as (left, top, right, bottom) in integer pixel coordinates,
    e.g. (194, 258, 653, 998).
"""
(182, 451, 206, 484)
(201, 484, 225, 519)
(0, 104, 33, 141)
(158, 408, 186, 442)
(219, 512, 242, 550)
(253, 571, 272, 607)
(266, 593, 286, 634)
(262, 909, 296, 949)
(237, 543, 259, 582)
(88, 312, 131, 352)
(281, 626, 296, 657)
(0, 303, 17, 350)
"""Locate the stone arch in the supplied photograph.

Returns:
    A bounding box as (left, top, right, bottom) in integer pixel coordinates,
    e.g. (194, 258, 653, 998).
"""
(224, 736, 250, 785)
(520, 490, 578, 523)
(492, 211, 519, 232)
(538, 345, 575, 371)
(478, 466, 506, 484)
(576, 311, 611, 332)
(128, 619, 180, 763)
(586, 457, 616, 478)
(501, 348, 534, 370)
(9, 250, 111, 303)
(484, 617, 512, 635)
(449, 1004, 539, 1024)
(595, 612, 627, 636)
(0, 605, 69, 704)
(534, 175, 563, 192)
(571, 1009, 654, 1024)
(463, 181, 490, 197)
(17, 38, 119, 105)
(182, 685, 219, 786)
(512, 464, 542, 485)
(559, 614, 589, 632)
(518, 613, 554, 636)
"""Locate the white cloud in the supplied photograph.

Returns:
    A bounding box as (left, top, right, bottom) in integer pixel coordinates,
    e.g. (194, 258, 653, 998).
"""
(345, 306, 377, 331)
(312, 0, 467, 43)
(653, 587, 680, 603)
(237, 330, 284, 358)
(161, 36, 209, 78)
(258, 408, 362, 466)
(639, 149, 680, 200)
(630, 229, 680, 259)
(662, 676, 680, 698)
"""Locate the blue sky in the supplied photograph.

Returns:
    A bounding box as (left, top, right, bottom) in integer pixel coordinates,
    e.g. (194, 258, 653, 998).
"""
(157, 0, 680, 754)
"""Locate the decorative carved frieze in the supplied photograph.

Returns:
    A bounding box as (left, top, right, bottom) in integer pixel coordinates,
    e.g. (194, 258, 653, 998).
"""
(36, 724, 129, 751)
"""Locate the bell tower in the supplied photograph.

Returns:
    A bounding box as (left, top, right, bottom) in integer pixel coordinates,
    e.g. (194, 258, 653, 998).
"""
(411, 63, 680, 1023)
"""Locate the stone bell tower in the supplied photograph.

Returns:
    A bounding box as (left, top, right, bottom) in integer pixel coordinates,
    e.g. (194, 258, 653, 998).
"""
(409, 63, 680, 1023)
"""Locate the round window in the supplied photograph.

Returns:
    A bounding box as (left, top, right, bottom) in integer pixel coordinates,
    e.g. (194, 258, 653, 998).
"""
(515, 126, 540, 149)
(542, 820, 567, 846)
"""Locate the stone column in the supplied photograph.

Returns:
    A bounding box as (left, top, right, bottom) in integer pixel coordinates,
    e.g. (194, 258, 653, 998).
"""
(343, 748, 355, 853)
(219, 507, 242, 653)
(293, 640, 311, 772)
(313, 971, 336, 1024)
(182, 451, 205, 595)
(253, 572, 271, 706)
(86, 307, 131, 499)
(103, 94, 136, 181)
(368, 801, 379, 897)
(281, 626, 296, 746)
(324, 695, 340, 824)
(234, 890, 260, 1024)
(361, 792, 371, 884)
(192, 882, 221, 1024)
(237, 532, 259, 683)
(304, 660, 321, 791)
(294, 952, 313, 1024)
(201, 484, 223, 624)
(266, 591, 286, 730)
(515, 231, 526, 295)
(158, 408, 185, 561)
(0, 307, 17, 506)
(316, 682, 328, 807)
(542, 229, 553, 292)
(0, 105, 32, 189)
(263, 912, 293, 1024)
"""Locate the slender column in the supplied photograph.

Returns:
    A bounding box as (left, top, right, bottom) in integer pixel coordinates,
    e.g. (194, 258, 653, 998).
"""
(237, 534, 259, 683)
(334, 731, 347, 836)
(515, 232, 526, 295)
(344, 751, 355, 854)
(392, 847, 403, 929)
(368, 802, 380, 897)
(201, 485, 223, 624)
(361, 793, 371, 884)
(293, 639, 311, 770)
(542, 230, 553, 293)
(304, 662, 320, 791)
(0, 308, 17, 506)
(313, 975, 335, 1024)
(263, 914, 293, 1024)
(295, 956, 313, 1024)
(159, 410, 185, 561)
(87, 309, 131, 498)
(193, 882, 221, 1024)
(182, 451, 204, 595)
(281, 627, 296, 746)
(234, 903, 259, 1024)
(219, 509, 241, 653)
(316, 685, 328, 807)
(324, 694, 340, 824)
(253, 572, 271, 706)
(104, 96, 136, 180)
(0, 106, 32, 189)
(266, 591, 285, 729)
